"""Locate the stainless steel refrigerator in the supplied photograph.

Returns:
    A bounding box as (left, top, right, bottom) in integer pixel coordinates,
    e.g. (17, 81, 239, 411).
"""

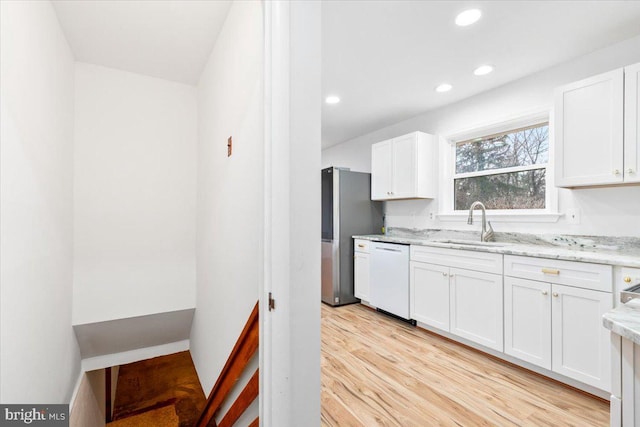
(321, 167, 383, 306)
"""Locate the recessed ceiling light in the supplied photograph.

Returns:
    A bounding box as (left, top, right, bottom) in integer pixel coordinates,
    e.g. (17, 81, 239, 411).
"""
(473, 65, 494, 76)
(325, 95, 340, 104)
(455, 9, 481, 26)
(435, 83, 452, 93)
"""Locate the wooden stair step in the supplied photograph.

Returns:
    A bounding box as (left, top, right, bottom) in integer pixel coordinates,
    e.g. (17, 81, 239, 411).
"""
(107, 405, 179, 427)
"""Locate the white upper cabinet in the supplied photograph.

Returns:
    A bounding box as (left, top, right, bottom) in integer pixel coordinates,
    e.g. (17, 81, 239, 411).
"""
(625, 62, 640, 184)
(371, 140, 393, 199)
(371, 131, 436, 200)
(555, 63, 640, 187)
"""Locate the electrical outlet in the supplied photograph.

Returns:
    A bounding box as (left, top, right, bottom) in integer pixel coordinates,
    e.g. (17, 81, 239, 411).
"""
(429, 212, 434, 220)
(566, 208, 580, 224)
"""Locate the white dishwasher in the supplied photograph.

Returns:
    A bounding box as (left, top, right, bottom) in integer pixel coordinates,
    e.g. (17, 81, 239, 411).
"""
(369, 241, 411, 321)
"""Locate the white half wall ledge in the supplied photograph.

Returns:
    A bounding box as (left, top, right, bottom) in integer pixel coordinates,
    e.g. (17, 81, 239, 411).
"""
(73, 308, 194, 359)
(80, 339, 190, 373)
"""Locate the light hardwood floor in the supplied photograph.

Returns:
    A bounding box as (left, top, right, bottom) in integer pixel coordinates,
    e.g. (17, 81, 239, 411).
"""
(321, 303, 609, 426)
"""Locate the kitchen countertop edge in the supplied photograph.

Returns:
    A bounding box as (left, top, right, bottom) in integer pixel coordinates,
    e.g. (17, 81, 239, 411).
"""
(603, 305, 640, 345)
(353, 234, 640, 268)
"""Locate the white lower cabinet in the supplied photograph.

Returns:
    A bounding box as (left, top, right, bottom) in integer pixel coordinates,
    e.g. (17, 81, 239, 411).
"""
(628, 343, 638, 427)
(504, 277, 552, 369)
(354, 252, 370, 301)
(551, 283, 612, 391)
(450, 268, 503, 352)
(410, 261, 449, 330)
(410, 246, 503, 352)
(354, 239, 370, 301)
(609, 334, 638, 427)
(407, 247, 614, 394)
(504, 255, 613, 392)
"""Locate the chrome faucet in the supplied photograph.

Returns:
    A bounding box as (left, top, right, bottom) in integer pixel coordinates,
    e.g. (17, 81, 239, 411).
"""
(467, 201, 494, 242)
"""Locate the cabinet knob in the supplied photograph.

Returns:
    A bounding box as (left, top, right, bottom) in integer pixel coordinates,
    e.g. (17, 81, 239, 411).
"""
(628, 169, 635, 175)
(614, 169, 621, 175)
(541, 290, 548, 295)
(552, 292, 559, 297)
(442, 272, 448, 277)
(449, 274, 455, 278)
(624, 276, 632, 283)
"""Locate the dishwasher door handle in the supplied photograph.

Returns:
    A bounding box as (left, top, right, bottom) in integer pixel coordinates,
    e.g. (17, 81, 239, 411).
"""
(375, 247, 402, 253)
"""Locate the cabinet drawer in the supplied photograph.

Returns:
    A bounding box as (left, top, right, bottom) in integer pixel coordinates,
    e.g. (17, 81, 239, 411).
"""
(504, 255, 612, 292)
(410, 245, 502, 275)
(354, 239, 370, 253)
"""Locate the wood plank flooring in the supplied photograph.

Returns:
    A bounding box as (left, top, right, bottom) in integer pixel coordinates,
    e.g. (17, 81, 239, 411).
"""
(321, 303, 609, 427)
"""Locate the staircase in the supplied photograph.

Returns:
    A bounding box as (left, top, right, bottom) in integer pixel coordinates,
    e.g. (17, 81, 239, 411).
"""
(108, 405, 179, 427)
(107, 350, 205, 427)
(106, 302, 259, 427)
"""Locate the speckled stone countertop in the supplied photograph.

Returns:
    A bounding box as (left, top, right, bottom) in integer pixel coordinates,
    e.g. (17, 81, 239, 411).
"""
(603, 301, 640, 344)
(353, 228, 640, 268)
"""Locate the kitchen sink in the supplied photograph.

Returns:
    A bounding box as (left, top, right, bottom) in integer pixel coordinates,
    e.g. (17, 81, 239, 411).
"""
(433, 239, 508, 247)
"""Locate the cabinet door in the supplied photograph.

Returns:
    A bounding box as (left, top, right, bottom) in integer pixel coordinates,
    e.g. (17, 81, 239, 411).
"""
(450, 268, 503, 351)
(371, 139, 392, 200)
(504, 277, 551, 369)
(555, 68, 624, 187)
(552, 284, 613, 391)
(391, 133, 417, 198)
(354, 252, 370, 301)
(410, 262, 449, 331)
(620, 338, 635, 427)
(625, 62, 640, 183)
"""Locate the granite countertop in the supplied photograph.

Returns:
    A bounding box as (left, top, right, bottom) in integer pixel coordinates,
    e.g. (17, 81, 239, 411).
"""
(353, 228, 640, 268)
(603, 302, 640, 344)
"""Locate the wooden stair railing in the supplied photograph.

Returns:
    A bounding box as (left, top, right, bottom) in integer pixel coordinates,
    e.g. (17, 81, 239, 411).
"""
(196, 302, 259, 427)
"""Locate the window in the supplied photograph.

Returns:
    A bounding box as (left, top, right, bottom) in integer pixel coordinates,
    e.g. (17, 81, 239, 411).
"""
(453, 123, 549, 211)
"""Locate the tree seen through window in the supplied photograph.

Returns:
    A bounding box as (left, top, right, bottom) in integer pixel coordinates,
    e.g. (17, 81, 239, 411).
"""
(454, 124, 548, 210)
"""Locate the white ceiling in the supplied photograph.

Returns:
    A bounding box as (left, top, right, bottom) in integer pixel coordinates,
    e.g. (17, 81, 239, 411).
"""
(52, 0, 232, 85)
(49, 1, 640, 146)
(322, 1, 640, 148)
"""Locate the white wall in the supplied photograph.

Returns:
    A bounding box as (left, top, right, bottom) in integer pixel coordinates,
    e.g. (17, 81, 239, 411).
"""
(73, 63, 197, 324)
(0, 0, 81, 403)
(322, 35, 640, 237)
(190, 0, 263, 399)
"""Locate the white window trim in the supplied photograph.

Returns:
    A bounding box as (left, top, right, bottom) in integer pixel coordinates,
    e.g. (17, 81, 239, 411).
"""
(437, 108, 562, 223)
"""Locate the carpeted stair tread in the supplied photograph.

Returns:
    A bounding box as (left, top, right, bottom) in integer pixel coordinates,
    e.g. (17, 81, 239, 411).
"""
(112, 351, 206, 426)
(107, 405, 179, 427)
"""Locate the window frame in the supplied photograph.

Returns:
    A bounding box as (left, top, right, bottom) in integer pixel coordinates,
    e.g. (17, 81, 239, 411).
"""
(438, 109, 561, 223)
